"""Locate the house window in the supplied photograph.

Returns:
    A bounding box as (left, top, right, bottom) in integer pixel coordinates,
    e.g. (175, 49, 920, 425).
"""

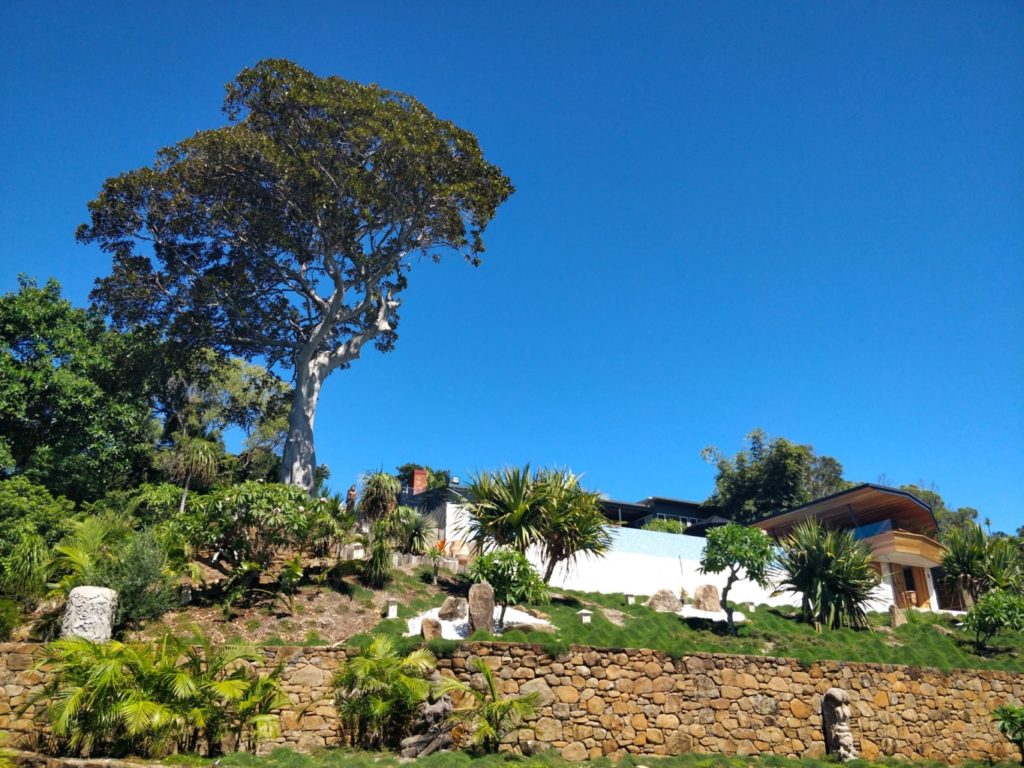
(902, 566, 916, 593)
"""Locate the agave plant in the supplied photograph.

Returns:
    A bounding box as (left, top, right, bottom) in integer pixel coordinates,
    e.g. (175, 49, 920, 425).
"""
(433, 656, 540, 753)
(333, 634, 436, 748)
(775, 520, 880, 630)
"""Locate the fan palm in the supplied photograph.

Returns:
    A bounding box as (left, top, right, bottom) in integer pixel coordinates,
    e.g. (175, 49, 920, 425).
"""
(461, 466, 549, 552)
(333, 634, 436, 748)
(433, 656, 540, 753)
(775, 520, 880, 630)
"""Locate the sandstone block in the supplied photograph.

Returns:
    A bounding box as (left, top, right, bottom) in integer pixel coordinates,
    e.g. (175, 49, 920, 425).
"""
(438, 596, 468, 620)
(468, 581, 495, 634)
(692, 585, 721, 612)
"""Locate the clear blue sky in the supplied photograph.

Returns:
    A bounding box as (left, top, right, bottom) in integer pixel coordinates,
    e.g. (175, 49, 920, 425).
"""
(2, 2, 1022, 532)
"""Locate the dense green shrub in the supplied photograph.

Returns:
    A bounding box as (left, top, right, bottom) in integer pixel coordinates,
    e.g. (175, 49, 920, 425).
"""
(32, 632, 289, 757)
(361, 523, 395, 589)
(333, 634, 435, 748)
(961, 589, 1024, 651)
(93, 529, 178, 627)
(468, 548, 549, 628)
(0, 597, 20, 640)
(0, 477, 76, 563)
(177, 482, 345, 589)
(642, 518, 687, 534)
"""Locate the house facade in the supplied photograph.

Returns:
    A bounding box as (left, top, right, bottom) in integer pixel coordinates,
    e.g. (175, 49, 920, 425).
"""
(751, 483, 961, 611)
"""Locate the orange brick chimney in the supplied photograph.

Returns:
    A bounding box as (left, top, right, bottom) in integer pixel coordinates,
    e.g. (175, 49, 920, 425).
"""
(411, 468, 428, 495)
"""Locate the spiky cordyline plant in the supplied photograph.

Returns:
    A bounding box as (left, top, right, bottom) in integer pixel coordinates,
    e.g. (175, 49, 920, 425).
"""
(461, 465, 549, 553)
(433, 656, 540, 753)
(775, 520, 880, 630)
(535, 468, 613, 583)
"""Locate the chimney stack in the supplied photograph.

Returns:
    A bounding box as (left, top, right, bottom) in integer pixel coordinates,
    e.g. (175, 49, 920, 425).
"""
(411, 468, 428, 495)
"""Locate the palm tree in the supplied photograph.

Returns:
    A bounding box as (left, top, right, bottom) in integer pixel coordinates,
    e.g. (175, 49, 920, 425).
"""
(775, 520, 880, 630)
(942, 522, 989, 603)
(332, 635, 436, 748)
(461, 466, 549, 552)
(167, 434, 221, 514)
(535, 468, 613, 583)
(433, 656, 540, 753)
(359, 472, 401, 526)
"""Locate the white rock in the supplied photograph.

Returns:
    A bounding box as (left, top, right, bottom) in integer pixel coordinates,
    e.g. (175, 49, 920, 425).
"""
(61, 586, 118, 642)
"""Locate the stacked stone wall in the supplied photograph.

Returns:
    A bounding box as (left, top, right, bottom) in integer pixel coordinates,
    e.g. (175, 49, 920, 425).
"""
(2, 642, 1021, 764)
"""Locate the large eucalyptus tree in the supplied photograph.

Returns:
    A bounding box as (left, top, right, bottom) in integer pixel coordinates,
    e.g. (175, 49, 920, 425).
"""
(79, 59, 514, 493)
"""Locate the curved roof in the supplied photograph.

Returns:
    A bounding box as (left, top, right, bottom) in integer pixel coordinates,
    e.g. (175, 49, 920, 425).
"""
(751, 483, 938, 538)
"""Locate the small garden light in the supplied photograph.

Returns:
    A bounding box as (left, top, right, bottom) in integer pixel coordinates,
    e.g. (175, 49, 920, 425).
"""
(625, 593, 635, 605)
(577, 609, 593, 625)
(386, 598, 399, 619)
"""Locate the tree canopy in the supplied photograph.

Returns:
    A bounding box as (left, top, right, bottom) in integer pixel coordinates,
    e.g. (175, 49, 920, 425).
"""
(79, 58, 514, 493)
(701, 429, 852, 524)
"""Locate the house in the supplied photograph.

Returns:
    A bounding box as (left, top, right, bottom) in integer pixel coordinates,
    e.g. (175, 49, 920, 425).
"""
(751, 483, 961, 611)
(598, 495, 718, 530)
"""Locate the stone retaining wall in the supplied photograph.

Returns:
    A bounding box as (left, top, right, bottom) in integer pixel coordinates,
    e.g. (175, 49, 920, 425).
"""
(2, 642, 1022, 763)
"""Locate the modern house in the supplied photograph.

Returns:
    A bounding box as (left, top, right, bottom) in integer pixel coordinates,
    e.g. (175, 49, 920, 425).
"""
(751, 483, 961, 611)
(598, 495, 718, 530)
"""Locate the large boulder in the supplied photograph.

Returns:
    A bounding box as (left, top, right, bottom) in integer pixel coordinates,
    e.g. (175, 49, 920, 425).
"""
(61, 586, 118, 642)
(645, 589, 683, 613)
(692, 584, 721, 612)
(438, 596, 468, 621)
(421, 617, 443, 640)
(468, 581, 495, 634)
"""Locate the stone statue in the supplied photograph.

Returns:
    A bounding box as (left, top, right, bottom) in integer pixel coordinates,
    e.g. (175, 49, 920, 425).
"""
(345, 484, 357, 514)
(61, 586, 118, 642)
(822, 687, 857, 762)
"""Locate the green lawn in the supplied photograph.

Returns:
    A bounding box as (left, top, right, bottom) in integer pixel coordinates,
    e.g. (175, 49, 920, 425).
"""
(352, 574, 1024, 673)
(164, 746, 1021, 768)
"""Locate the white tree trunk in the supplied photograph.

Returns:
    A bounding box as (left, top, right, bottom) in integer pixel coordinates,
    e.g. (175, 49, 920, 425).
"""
(281, 356, 326, 495)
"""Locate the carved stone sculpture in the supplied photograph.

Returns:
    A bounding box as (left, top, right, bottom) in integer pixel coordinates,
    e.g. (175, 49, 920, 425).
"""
(822, 687, 858, 762)
(61, 586, 118, 642)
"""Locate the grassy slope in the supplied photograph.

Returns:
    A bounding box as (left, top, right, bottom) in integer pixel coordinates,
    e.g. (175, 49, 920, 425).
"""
(167, 745, 1021, 768)
(353, 573, 1023, 673)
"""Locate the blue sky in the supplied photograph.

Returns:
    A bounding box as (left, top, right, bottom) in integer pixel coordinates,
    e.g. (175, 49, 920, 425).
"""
(1, 2, 1022, 532)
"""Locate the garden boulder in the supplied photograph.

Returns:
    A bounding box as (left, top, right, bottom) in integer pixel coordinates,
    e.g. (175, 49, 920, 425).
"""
(468, 581, 495, 634)
(645, 589, 683, 613)
(438, 595, 468, 620)
(693, 584, 722, 612)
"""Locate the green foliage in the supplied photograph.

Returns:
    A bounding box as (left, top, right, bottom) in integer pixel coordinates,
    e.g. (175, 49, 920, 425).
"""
(361, 523, 395, 590)
(433, 656, 539, 753)
(943, 523, 1024, 603)
(775, 520, 880, 631)
(468, 548, 549, 628)
(92, 529, 178, 627)
(699, 523, 775, 634)
(332, 635, 436, 748)
(992, 704, 1024, 765)
(642, 518, 687, 534)
(32, 632, 289, 758)
(0, 597, 20, 640)
(359, 472, 401, 525)
(178, 482, 342, 582)
(0, 277, 159, 501)
(701, 429, 851, 523)
(535, 468, 613, 583)
(79, 59, 514, 491)
(0, 476, 76, 564)
(961, 590, 1024, 651)
(396, 463, 450, 490)
(463, 466, 547, 553)
(464, 466, 612, 583)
